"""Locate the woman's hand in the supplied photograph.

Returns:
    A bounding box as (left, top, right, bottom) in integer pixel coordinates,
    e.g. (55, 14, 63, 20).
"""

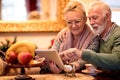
(49, 60, 62, 74)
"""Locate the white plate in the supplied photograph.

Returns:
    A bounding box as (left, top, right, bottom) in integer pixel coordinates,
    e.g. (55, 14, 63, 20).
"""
(81, 69, 102, 76)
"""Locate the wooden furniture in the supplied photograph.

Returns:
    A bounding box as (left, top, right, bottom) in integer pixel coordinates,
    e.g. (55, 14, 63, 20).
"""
(1, 73, 120, 80)
(0, 73, 94, 80)
(1, 70, 120, 80)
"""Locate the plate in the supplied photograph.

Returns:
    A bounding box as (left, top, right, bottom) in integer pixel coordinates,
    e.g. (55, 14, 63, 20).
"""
(81, 69, 102, 76)
(8, 57, 45, 68)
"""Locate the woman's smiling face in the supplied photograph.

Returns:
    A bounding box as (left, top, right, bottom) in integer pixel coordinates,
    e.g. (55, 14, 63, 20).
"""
(65, 10, 86, 36)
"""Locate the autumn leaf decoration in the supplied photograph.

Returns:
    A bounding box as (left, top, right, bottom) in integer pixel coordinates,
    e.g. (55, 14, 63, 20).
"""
(0, 36, 17, 60)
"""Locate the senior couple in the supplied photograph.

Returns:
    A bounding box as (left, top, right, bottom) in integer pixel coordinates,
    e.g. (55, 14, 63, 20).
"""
(46, 0, 120, 75)
(0, 0, 119, 76)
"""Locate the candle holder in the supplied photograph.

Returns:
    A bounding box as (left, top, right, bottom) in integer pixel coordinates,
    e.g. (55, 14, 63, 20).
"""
(64, 64, 76, 77)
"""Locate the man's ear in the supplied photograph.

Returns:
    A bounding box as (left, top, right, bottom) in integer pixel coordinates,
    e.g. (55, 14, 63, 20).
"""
(106, 13, 111, 21)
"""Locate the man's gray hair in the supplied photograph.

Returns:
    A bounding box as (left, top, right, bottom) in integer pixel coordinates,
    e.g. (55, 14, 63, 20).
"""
(89, 1, 111, 17)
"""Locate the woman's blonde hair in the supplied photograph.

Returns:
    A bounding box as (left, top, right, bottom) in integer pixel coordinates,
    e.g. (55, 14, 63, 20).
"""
(64, 0, 86, 18)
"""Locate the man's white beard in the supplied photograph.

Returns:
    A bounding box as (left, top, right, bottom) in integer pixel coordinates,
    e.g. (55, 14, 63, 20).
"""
(93, 21, 107, 35)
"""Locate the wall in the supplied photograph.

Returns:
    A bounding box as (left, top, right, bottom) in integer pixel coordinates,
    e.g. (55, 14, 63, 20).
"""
(0, 0, 120, 50)
(0, 32, 58, 49)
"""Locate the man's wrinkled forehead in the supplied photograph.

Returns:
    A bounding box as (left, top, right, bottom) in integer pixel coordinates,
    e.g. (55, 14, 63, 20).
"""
(88, 6, 103, 16)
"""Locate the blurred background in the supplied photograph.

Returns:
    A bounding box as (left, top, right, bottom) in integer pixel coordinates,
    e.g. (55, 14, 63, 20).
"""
(0, 0, 120, 49)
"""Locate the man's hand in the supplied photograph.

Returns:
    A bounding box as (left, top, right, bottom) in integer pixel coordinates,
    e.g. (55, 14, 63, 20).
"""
(59, 48, 82, 63)
(56, 27, 68, 42)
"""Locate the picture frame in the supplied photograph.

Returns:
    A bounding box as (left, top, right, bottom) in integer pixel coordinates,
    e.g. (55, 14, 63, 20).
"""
(0, 0, 70, 32)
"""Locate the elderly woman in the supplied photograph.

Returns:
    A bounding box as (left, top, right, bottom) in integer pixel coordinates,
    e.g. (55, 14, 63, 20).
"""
(45, 0, 100, 74)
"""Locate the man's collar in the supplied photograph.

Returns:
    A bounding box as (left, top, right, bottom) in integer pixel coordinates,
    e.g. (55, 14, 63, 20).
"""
(101, 22, 116, 41)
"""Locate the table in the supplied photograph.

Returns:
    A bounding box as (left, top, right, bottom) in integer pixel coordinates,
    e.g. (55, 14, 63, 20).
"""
(0, 73, 94, 80)
(1, 64, 120, 80)
(1, 71, 120, 80)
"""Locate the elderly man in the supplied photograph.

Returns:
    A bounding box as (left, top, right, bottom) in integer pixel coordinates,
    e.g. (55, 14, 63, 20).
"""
(59, 1, 120, 71)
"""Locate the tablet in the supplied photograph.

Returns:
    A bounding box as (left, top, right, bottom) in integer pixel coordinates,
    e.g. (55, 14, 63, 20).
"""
(35, 49, 64, 70)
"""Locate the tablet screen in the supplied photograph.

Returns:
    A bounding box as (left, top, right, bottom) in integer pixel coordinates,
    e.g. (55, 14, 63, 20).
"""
(35, 49, 64, 70)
